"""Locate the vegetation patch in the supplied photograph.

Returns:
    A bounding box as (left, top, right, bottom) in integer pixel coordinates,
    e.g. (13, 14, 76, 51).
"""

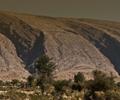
(0, 55, 120, 100)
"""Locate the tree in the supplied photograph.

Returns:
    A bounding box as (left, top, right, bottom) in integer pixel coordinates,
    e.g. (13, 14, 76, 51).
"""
(33, 55, 56, 92)
(27, 75, 35, 87)
(72, 72, 85, 91)
(74, 72, 85, 83)
(34, 55, 55, 80)
(88, 70, 115, 92)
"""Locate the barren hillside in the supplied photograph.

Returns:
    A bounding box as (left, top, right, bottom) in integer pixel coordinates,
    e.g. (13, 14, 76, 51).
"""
(0, 11, 120, 80)
(0, 33, 29, 81)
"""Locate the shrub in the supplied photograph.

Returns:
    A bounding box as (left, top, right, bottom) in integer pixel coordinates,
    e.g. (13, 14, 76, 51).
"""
(29, 93, 52, 100)
(88, 70, 115, 92)
(0, 80, 4, 86)
(27, 75, 35, 87)
(6, 90, 27, 100)
(72, 72, 85, 91)
(94, 91, 105, 100)
(72, 83, 83, 91)
(105, 90, 120, 100)
(0, 94, 7, 100)
(11, 79, 20, 86)
(117, 82, 120, 88)
(54, 80, 70, 92)
(74, 72, 85, 83)
(29, 93, 42, 100)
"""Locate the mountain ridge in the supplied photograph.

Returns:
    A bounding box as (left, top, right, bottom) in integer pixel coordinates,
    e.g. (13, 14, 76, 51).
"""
(0, 11, 119, 80)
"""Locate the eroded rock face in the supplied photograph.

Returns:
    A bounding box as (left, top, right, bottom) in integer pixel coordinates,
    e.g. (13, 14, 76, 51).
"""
(44, 31, 118, 80)
(0, 33, 29, 81)
(0, 11, 120, 80)
(0, 13, 45, 65)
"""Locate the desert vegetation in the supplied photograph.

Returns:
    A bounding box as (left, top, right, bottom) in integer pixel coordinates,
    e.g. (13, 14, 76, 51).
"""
(0, 55, 119, 100)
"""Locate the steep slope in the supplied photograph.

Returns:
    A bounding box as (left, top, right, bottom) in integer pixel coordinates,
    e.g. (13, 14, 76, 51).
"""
(0, 33, 29, 81)
(11, 14, 120, 79)
(0, 11, 120, 80)
(0, 12, 45, 65)
(61, 19, 120, 73)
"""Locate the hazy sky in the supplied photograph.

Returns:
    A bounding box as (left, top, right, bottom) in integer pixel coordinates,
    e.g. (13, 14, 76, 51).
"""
(0, 0, 120, 21)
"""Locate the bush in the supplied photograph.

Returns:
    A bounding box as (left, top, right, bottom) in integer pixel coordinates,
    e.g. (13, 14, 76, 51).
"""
(29, 93, 53, 100)
(11, 79, 20, 86)
(105, 90, 120, 100)
(94, 91, 105, 100)
(29, 93, 42, 100)
(74, 72, 85, 83)
(0, 80, 4, 86)
(72, 72, 85, 92)
(6, 90, 27, 100)
(72, 83, 83, 91)
(85, 70, 116, 99)
(0, 94, 7, 100)
(27, 75, 36, 87)
(117, 82, 120, 88)
(54, 80, 70, 92)
(88, 70, 115, 92)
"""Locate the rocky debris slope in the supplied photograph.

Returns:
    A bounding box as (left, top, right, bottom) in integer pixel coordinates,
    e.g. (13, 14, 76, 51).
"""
(0, 11, 120, 80)
(0, 33, 29, 81)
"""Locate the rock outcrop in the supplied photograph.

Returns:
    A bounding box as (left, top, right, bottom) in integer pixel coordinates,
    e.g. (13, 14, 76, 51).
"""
(0, 33, 29, 81)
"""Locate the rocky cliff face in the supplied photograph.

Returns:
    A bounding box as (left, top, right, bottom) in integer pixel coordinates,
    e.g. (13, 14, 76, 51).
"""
(0, 11, 120, 80)
(0, 33, 29, 81)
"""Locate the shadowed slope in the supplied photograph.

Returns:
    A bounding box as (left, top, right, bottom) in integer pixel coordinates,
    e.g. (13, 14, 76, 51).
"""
(0, 12, 45, 65)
